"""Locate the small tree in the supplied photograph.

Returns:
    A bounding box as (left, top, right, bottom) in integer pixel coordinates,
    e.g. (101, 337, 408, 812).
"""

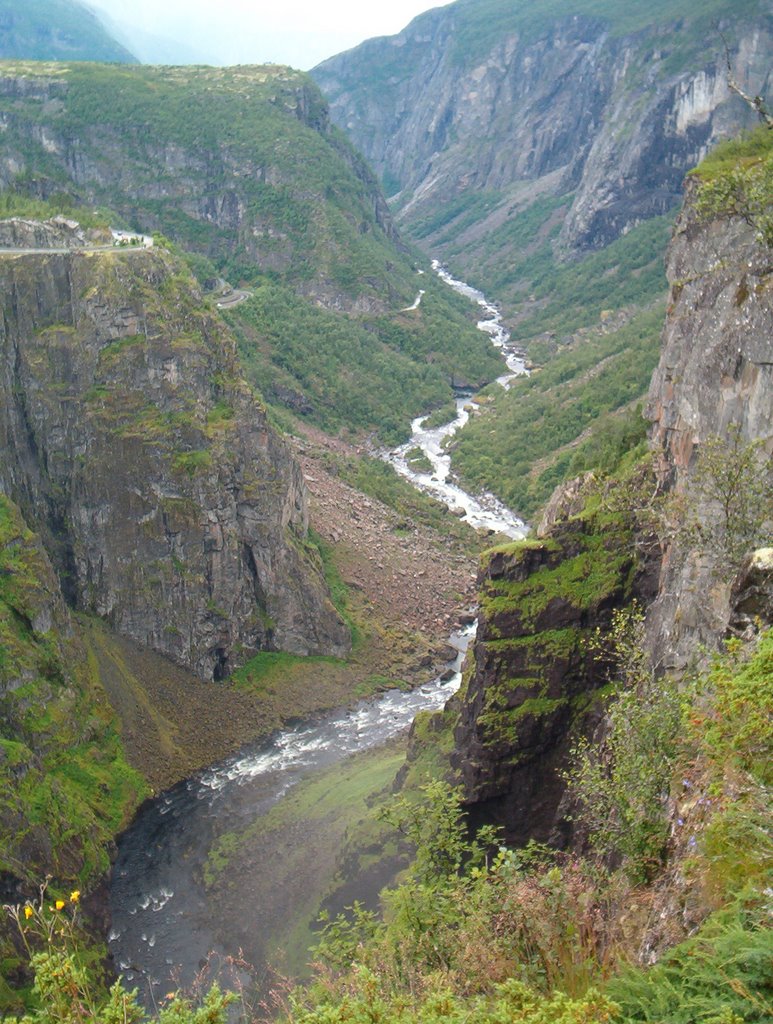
(681, 426, 773, 570)
(565, 607, 685, 883)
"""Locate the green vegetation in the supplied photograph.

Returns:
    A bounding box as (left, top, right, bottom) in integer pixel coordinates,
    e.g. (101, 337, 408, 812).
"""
(693, 125, 773, 247)
(227, 276, 501, 444)
(171, 449, 213, 477)
(468, 474, 646, 757)
(0, 61, 415, 303)
(420, 400, 459, 430)
(202, 741, 408, 979)
(409, 189, 505, 243)
(450, 306, 663, 520)
(4, 616, 772, 1024)
(0, 497, 145, 891)
(670, 426, 773, 570)
(0, 59, 518, 444)
(403, 448, 433, 476)
(0, 190, 114, 230)
(566, 608, 685, 882)
(4, 887, 231, 1023)
(0, 497, 146, 1015)
(457, 214, 671, 345)
(406, 199, 670, 347)
(692, 123, 773, 179)
(446, 0, 766, 65)
(278, 627, 772, 1024)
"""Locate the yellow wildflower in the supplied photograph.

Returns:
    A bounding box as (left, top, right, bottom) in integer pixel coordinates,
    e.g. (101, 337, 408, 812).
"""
(54, 899, 65, 911)
(24, 906, 33, 920)
(69, 890, 80, 904)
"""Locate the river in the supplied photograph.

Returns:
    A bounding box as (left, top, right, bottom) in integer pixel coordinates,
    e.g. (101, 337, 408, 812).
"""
(108, 627, 474, 1004)
(384, 262, 528, 540)
(109, 267, 526, 1004)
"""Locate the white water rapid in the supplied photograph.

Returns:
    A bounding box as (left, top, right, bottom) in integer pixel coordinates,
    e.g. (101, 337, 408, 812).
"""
(109, 263, 530, 1006)
(385, 261, 529, 539)
(109, 627, 475, 1004)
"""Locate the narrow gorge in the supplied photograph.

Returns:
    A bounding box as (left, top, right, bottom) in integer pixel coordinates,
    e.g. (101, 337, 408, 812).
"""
(0, 1, 771, 1022)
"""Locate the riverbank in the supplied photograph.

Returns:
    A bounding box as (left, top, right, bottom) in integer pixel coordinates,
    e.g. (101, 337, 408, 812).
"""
(89, 430, 479, 798)
(108, 628, 474, 1002)
(105, 266, 520, 1005)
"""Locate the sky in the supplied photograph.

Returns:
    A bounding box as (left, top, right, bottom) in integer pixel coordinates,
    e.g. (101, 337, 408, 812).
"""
(87, 0, 447, 70)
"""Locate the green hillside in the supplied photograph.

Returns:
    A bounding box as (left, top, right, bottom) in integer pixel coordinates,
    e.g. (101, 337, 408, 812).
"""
(0, 60, 505, 442)
(450, 305, 665, 520)
(0, 0, 135, 62)
(446, 0, 765, 61)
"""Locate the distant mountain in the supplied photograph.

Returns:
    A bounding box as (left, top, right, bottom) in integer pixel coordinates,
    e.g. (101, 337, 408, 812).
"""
(0, 0, 135, 62)
(0, 60, 504, 441)
(314, 0, 773, 302)
(84, 4, 211, 65)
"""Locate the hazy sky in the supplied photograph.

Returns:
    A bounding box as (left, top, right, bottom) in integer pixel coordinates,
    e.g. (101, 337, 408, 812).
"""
(87, 0, 446, 70)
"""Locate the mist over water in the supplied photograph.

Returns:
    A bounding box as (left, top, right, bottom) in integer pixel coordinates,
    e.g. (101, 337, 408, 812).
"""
(109, 629, 475, 1003)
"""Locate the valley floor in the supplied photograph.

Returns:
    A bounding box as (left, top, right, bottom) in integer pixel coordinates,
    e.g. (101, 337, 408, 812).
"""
(97, 427, 480, 797)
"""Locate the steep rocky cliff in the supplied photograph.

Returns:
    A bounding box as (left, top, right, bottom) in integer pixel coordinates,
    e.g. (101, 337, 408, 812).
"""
(451, 482, 658, 844)
(0, 230, 349, 681)
(0, 61, 411, 314)
(451, 144, 772, 844)
(314, 0, 772, 283)
(645, 178, 773, 668)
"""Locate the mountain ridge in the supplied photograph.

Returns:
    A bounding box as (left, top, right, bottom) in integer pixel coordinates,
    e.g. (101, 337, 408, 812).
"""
(314, 0, 773, 278)
(0, 0, 135, 63)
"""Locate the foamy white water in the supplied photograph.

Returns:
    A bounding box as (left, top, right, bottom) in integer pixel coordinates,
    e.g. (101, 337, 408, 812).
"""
(384, 263, 528, 539)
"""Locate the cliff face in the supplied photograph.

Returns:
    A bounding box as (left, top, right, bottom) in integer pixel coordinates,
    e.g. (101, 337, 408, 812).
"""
(0, 62, 410, 314)
(645, 182, 773, 669)
(452, 164, 772, 844)
(314, 1, 772, 261)
(0, 235, 349, 681)
(451, 499, 657, 845)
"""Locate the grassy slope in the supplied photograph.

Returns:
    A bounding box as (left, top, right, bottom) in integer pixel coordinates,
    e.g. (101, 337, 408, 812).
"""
(226, 274, 503, 445)
(0, 62, 394, 287)
(450, 305, 664, 521)
(275, 593, 772, 1024)
(0, 496, 146, 891)
(0, 60, 506, 443)
(203, 741, 409, 981)
(0, 495, 146, 1012)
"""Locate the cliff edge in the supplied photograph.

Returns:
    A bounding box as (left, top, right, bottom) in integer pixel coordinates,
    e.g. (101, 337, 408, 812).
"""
(0, 227, 350, 681)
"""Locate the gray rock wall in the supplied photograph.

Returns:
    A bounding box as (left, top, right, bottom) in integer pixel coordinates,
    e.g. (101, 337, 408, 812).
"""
(645, 183, 773, 669)
(0, 245, 350, 680)
(314, 4, 772, 256)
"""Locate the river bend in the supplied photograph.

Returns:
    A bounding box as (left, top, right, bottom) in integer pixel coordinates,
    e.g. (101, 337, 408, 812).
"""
(109, 629, 474, 1002)
(109, 268, 526, 1002)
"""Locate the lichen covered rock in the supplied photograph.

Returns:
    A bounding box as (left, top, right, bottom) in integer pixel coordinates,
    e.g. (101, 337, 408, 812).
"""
(0, 245, 349, 680)
(645, 182, 773, 669)
(452, 508, 640, 844)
